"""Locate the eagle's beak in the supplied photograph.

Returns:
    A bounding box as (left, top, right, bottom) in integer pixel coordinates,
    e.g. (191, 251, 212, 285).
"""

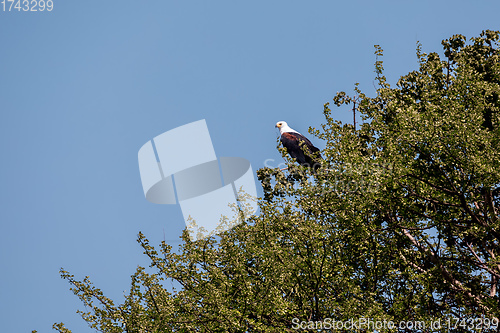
(275, 124, 279, 128)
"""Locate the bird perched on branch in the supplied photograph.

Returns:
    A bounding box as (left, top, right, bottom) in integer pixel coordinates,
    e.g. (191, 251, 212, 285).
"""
(275, 121, 322, 169)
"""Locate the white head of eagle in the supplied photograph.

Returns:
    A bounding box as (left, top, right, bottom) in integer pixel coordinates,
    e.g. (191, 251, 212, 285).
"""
(275, 121, 322, 168)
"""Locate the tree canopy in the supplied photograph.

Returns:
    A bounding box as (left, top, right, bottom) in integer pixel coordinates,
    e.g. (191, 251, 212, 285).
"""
(54, 30, 500, 333)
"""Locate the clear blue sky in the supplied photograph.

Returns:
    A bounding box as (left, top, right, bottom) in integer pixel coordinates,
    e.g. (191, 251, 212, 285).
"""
(1, 1, 498, 331)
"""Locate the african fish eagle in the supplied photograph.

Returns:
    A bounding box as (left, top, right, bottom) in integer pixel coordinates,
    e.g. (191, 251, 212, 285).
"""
(275, 121, 322, 168)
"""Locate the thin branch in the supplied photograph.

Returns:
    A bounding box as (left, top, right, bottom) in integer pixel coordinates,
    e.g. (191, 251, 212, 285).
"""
(402, 228, 490, 312)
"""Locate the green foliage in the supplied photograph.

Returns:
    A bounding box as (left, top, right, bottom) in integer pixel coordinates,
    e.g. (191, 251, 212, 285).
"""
(54, 31, 500, 332)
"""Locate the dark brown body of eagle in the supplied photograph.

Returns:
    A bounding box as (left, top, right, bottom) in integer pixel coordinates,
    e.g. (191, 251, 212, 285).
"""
(280, 131, 322, 167)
